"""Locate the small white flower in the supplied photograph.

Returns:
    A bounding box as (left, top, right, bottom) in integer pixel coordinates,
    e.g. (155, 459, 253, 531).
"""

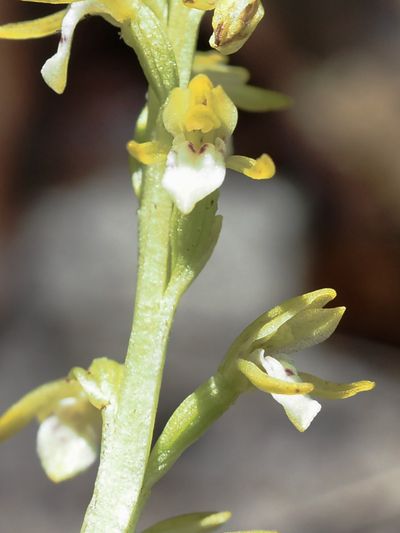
(128, 74, 275, 214)
(162, 136, 226, 214)
(260, 353, 321, 432)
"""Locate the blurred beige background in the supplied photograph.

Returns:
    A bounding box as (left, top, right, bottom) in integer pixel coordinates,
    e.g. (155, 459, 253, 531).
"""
(1, 1, 400, 532)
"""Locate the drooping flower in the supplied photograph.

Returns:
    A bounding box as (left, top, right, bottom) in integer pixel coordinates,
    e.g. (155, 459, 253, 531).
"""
(221, 288, 375, 432)
(0, 357, 122, 482)
(128, 74, 275, 214)
(0, 0, 136, 94)
(183, 0, 265, 55)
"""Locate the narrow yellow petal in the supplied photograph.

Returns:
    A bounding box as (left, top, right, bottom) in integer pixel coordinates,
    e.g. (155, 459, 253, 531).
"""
(0, 380, 81, 441)
(237, 359, 314, 395)
(226, 154, 275, 180)
(298, 372, 376, 400)
(127, 140, 165, 165)
(0, 10, 66, 40)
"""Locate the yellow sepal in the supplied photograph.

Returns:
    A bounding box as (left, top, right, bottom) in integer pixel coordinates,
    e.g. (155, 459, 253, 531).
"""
(237, 359, 314, 395)
(163, 88, 191, 136)
(127, 140, 165, 165)
(0, 379, 81, 441)
(163, 74, 237, 140)
(22, 0, 134, 21)
(298, 372, 376, 400)
(226, 154, 275, 180)
(189, 73, 215, 101)
(0, 10, 66, 40)
(185, 104, 221, 133)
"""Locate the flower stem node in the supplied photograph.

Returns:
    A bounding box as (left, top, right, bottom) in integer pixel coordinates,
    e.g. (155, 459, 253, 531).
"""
(220, 288, 375, 432)
(0, 357, 123, 482)
(129, 74, 275, 214)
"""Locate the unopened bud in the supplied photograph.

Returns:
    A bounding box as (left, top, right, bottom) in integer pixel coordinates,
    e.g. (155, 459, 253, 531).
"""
(209, 0, 264, 55)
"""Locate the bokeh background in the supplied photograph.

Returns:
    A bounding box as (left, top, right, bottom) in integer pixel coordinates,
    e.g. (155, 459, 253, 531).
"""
(1, 1, 400, 532)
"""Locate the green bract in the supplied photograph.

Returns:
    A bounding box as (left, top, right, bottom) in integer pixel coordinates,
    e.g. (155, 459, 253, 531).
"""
(143, 511, 231, 533)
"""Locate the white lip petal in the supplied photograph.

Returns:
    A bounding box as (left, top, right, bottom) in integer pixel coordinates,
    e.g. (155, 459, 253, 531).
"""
(37, 413, 98, 482)
(41, 1, 94, 94)
(262, 355, 321, 432)
(162, 138, 226, 214)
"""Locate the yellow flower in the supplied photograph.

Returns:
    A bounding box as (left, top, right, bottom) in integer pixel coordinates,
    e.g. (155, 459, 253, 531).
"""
(128, 74, 275, 214)
(183, 0, 264, 55)
(0, 0, 136, 94)
(223, 288, 375, 432)
(0, 357, 122, 482)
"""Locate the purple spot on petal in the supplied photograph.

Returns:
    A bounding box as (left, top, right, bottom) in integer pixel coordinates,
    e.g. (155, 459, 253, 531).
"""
(199, 144, 208, 154)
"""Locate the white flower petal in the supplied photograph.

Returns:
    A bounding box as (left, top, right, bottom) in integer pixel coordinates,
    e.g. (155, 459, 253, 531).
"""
(261, 355, 321, 432)
(41, 1, 94, 94)
(36, 400, 99, 482)
(162, 136, 226, 214)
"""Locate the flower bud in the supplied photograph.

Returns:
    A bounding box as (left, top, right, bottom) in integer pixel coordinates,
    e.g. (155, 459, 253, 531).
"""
(209, 0, 264, 55)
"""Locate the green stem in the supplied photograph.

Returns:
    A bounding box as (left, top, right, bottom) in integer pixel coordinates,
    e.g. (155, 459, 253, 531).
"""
(81, 161, 176, 533)
(81, 6, 205, 529)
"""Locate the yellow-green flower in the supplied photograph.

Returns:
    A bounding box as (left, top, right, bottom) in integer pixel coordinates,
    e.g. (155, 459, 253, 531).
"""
(223, 289, 375, 432)
(128, 74, 275, 213)
(184, 0, 264, 55)
(0, 0, 136, 94)
(0, 357, 122, 482)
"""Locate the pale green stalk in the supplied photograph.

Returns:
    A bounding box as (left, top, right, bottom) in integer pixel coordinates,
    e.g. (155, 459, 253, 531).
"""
(81, 6, 207, 531)
(81, 160, 177, 533)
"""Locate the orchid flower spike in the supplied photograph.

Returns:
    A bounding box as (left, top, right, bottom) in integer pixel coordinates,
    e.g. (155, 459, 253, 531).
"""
(128, 74, 275, 214)
(0, 0, 137, 94)
(184, 0, 265, 55)
(0, 357, 122, 482)
(221, 288, 375, 432)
